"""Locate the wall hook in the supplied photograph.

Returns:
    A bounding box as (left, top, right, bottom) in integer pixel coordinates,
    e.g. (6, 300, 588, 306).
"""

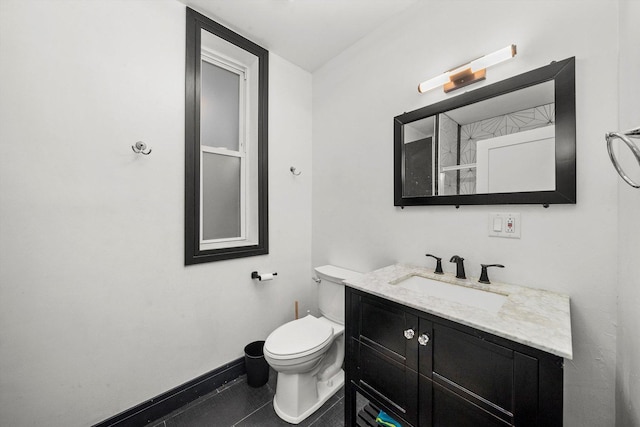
(290, 166, 301, 176)
(132, 141, 152, 155)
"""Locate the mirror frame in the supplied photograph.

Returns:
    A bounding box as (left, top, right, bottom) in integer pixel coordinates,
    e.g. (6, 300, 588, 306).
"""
(394, 57, 575, 207)
(185, 8, 269, 264)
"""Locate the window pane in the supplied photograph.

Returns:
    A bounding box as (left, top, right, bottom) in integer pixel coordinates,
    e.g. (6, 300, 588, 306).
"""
(202, 152, 241, 240)
(201, 61, 240, 151)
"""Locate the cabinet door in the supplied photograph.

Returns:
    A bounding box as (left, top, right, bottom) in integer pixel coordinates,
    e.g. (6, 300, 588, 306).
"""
(354, 338, 418, 427)
(359, 295, 419, 370)
(429, 323, 546, 426)
(433, 324, 514, 416)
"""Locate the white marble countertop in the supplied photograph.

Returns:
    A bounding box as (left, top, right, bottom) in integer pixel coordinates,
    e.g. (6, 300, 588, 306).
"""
(344, 263, 573, 359)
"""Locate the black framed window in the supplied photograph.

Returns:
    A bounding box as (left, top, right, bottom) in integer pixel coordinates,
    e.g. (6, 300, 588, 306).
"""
(185, 8, 269, 264)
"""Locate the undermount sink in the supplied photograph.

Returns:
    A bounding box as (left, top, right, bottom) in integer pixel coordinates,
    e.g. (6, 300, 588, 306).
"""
(392, 275, 508, 314)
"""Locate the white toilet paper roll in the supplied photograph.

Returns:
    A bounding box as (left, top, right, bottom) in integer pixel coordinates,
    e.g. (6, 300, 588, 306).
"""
(258, 273, 274, 281)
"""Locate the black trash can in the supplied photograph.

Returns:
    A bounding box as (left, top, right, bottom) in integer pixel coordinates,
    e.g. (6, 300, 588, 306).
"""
(244, 340, 269, 388)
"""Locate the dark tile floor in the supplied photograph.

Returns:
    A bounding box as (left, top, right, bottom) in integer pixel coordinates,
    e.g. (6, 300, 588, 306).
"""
(151, 369, 345, 427)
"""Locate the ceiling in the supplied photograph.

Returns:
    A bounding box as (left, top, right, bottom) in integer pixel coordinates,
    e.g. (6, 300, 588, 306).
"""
(179, 0, 420, 72)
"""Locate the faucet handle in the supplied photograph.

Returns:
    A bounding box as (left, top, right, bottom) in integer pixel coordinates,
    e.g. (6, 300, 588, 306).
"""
(425, 254, 444, 274)
(479, 264, 505, 284)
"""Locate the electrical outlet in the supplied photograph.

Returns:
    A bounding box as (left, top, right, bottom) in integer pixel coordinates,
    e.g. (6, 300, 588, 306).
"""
(489, 213, 521, 239)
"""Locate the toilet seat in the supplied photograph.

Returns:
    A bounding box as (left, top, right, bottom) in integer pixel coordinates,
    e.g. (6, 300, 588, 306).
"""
(265, 315, 333, 360)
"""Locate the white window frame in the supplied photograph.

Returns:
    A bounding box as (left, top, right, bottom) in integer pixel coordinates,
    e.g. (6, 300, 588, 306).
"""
(199, 50, 250, 251)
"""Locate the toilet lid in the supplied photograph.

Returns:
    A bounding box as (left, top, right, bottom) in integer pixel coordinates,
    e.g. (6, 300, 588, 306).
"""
(265, 315, 333, 357)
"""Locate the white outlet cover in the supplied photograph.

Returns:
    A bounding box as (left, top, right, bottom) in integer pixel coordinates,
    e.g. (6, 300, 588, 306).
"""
(489, 213, 521, 239)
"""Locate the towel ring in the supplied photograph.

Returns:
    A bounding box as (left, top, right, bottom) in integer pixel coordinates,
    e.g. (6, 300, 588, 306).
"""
(606, 127, 640, 188)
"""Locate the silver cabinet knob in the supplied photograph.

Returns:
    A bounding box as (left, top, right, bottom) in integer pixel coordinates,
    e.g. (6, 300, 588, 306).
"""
(404, 329, 415, 339)
(418, 333, 430, 346)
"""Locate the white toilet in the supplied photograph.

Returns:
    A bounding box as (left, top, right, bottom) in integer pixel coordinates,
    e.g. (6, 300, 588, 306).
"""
(264, 265, 362, 424)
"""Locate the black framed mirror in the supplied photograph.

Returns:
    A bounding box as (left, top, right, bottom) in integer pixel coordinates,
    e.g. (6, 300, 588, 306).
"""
(185, 8, 269, 264)
(394, 57, 575, 207)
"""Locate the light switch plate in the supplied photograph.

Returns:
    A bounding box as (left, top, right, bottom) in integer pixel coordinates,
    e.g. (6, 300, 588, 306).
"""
(489, 213, 521, 238)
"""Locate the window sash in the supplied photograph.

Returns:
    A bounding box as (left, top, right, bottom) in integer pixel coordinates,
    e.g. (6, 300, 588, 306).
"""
(199, 53, 249, 249)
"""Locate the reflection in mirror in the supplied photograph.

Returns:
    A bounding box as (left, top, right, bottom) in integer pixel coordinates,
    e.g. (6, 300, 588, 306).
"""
(395, 57, 575, 207)
(428, 81, 555, 195)
(403, 116, 436, 197)
(185, 8, 268, 264)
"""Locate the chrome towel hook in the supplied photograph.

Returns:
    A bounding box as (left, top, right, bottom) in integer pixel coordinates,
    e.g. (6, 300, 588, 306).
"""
(132, 141, 152, 155)
(606, 127, 640, 188)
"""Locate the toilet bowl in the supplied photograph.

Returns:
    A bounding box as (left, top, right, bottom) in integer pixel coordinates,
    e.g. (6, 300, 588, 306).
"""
(264, 315, 345, 423)
(263, 265, 361, 424)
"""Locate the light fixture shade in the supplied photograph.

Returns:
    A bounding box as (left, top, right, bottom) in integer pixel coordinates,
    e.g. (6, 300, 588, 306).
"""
(470, 45, 517, 72)
(418, 44, 517, 94)
(418, 73, 451, 93)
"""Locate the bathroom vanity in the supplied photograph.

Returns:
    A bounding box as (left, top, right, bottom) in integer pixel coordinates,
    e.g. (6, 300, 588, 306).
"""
(344, 264, 572, 427)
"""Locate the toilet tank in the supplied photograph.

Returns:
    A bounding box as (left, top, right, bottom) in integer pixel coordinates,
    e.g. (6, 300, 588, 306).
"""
(315, 265, 362, 324)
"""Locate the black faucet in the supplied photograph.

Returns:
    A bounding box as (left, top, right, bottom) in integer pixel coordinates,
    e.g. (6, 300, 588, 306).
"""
(449, 255, 466, 279)
(478, 264, 505, 284)
(425, 254, 444, 274)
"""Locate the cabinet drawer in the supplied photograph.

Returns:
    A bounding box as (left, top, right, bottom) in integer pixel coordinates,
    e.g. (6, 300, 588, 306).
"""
(433, 324, 514, 413)
(354, 338, 418, 426)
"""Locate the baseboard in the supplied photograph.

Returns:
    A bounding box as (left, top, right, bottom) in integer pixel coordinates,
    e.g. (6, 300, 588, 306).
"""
(93, 357, 246, 427)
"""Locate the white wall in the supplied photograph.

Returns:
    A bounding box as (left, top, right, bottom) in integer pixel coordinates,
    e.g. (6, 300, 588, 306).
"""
(0, 1, 313, 425)
(615, 0, 640, 425)
(312, 1, 619, 425)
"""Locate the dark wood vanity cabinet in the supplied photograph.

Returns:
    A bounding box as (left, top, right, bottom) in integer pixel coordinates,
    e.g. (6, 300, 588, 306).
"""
(345, 288, 564, 427)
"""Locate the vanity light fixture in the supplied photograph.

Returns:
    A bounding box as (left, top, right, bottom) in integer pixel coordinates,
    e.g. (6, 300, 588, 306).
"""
(418, 44, 517, 94)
